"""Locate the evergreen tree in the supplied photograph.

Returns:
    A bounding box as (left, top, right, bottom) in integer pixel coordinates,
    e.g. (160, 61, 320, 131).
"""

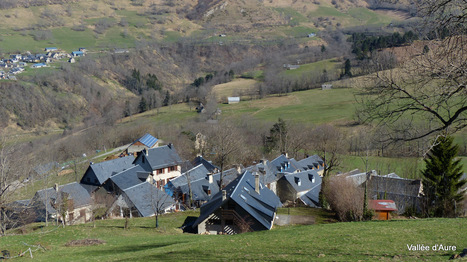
(138, 97, 148, 113)
(263, 118, 288, 154)
(422, 136, 466, 217)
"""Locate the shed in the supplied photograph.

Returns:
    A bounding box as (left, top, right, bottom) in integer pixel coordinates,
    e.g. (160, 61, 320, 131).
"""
(44, 47, 58, 52)
(321, 84, 332, 90)
(369, 200, 398, 220)
(227, 97, 240, 104)
(32, 63, 47, 68)
(71, 51, 85, 57)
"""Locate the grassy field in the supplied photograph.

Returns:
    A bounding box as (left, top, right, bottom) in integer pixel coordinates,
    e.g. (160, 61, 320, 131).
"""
(220, 88, 357, 124)
(212, 78, 258, 100)
(284, 59, 341, 78)
(1, 210, 465, 261)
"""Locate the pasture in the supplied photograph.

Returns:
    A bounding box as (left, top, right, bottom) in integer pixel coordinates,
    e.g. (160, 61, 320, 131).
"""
(0, 210, 464, 261)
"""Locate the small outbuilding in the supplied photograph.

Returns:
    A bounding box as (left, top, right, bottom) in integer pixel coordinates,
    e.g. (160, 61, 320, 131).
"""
(227, 97, 240, 104)
(369, 200, 398, 220)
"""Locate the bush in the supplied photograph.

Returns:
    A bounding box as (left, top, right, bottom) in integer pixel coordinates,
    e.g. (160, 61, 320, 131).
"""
(324, 175, 364, 221)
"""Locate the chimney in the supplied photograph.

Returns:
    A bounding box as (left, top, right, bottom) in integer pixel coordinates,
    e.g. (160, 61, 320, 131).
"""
(167, 143, 172, 149)
(222, 190, 227, 201)
(255, 173, 260, 194)
(207, 173, 213, 184)
(236, 165, 242, 174)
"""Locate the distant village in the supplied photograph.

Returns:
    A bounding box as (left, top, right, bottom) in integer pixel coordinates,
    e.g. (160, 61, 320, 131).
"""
(7, 133, 431, 235)
(0, 47, 86, 80)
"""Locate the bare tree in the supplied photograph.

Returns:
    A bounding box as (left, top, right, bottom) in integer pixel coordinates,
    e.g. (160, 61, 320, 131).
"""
(324, 175, 364, 222)
(311, 124, 343, 177)
(206, 120, 243, 189)
(357, 1, 467, 143)
(149, 185, 173, 228)
(0, 135, 25, 235)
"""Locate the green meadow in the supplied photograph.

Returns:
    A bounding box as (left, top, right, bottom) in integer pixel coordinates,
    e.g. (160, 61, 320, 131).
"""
(1, 210, 464, 261)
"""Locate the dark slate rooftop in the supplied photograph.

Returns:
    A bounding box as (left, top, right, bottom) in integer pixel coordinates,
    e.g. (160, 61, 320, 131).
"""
(133, 133, 158, 148)
(298, 155, 325, 172)
(87, 155, 135, 185)
(138, 145, 182, 170)
(168, 166, 239, 202)
(33, 182, 92, 213)
(282, 170, 322, 194)
(193, 171, 282, 230)
(270, 155, 302, 173)
(170, 164, 210, 188)
(245, 160, 281, 186)
(123, 182, 175, 217)
(109, 165, 149, 191)
(192, 156, 219, 173)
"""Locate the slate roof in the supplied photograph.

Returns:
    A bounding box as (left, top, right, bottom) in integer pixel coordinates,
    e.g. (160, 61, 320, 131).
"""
(283, 170, 321, 193)
(298, 155, 325, 172)
(192, 156, 219, 173)
(132, 133, 158, 148)
(136, 145, 182, 171)
(123, 182, 175, 217)
(109, 165, 149, 191)
(166, 166, 239, 201)
(270, 155, 302, 173)
(245, 160, 280, 186)
(170, 164, 210, 189)
(83, 155, 135, 185)
(32, 182, 92, 213)
(280, 170, 322, 207)
(193, 171, 282, 230)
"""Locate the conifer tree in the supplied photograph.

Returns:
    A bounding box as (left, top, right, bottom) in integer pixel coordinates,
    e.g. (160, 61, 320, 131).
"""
(422, 136, 466, 217)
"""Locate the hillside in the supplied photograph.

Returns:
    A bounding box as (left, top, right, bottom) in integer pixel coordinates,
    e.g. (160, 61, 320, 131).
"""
(0, 211, 465, 261)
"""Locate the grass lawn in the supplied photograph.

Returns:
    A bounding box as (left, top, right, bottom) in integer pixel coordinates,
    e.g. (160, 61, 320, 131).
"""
(221, 88, 357, 124)
(1, 210, 465, 261)
(51, 28, 97, 51)
(284, 59, 341, 78)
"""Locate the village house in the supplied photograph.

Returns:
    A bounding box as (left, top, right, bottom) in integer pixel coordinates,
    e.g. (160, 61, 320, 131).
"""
(133, 144, 183, 189)
(246, 160, 281, 194)
(298, 155, 325, 176)
(71, 51, 85, 57)
(193, 171, 282, 235)
(80, 155, 135, 186)
(125, 133, 159, 155)
(108, 182, 175, 218)
(165, 165, 239, 209)
(32, 63, 47, 68)
(270, 154, 302, 174)
(30, 182, 95, 225)
(101, 165, 152, 195)
(276, 170, 322, 207)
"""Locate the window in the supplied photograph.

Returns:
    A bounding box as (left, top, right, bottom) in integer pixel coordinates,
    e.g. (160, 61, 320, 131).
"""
(169, 166, 176, 172)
